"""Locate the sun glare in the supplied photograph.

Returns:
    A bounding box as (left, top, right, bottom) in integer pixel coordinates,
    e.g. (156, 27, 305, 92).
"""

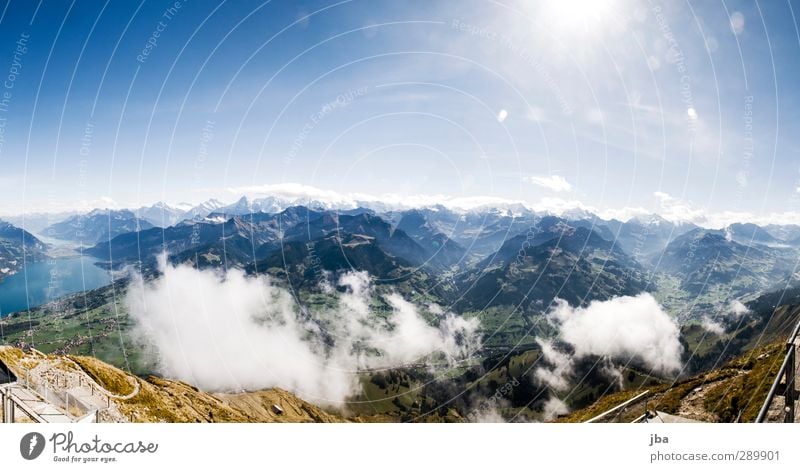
(538, 0, 619, 35)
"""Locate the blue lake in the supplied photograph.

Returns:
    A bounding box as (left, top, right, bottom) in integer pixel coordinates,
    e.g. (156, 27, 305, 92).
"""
(0, 256, 111, 316)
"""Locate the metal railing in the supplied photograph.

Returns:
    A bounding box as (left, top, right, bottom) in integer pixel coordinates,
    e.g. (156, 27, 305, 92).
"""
(755, 319, 800, 423)
(584, 390, 650, 423)
(20, 368, 96, 420)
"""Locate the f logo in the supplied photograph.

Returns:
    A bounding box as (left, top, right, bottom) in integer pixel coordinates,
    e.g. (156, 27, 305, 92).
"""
(20, 432, 45, 460)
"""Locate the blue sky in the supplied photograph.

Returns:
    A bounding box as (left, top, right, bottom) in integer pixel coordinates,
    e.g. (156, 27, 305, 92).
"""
(0, 0, 799, 224)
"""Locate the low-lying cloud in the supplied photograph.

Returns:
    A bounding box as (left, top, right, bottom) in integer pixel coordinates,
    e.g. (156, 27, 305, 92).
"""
(728, 300, 749, 318)
(542, 396, 569, 421)
(534, 338, 574, 391)
(125, 256, 480, 405)
(552, 294, 683, 374)
(535, 293, 683, 392)
(701, 299, 750, 335)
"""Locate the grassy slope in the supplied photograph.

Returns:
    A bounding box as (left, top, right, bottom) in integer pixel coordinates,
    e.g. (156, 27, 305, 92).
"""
(69, 355, 137, 396)
(557, 341, 786, 423)
(2, 346, 350, 423)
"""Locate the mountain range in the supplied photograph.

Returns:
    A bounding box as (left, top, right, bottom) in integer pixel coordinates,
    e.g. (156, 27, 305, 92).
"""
(1, 194, 797, 315)
(41, 209, 155, 244)
(0, 194, 797, 327)
(66, 201, 798, 322)
(657, 227, 796, 298)
(0, 220, 49, 280)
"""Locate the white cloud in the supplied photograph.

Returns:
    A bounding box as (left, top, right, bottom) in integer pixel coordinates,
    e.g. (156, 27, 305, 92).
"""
(728, 300, 749, 318)
(218, 184, 680, 225)
(701, 300, 749, 335)
(223, 182, 529, 213)
(601, 362, 624, 390)
(653, 191, 706, 224)
(533, 295, 680, 418)
(651, 191, 800, 229)
(524, 175, 573, 192)
(412, 195, 526, 212)
(653, 192, 764, 229)
(596, 206, 652, 222)
(534, 337, 574, 391)
(724, 226, 734, 242)
(542, 396, 569, 421)
(0, 196, 121, 216)
(542, 294, 683, 377)
(472, 408, 506, 423)
(551, 294, 682, 375)
(529, 197, 591, 216)
(701, 317, 725, 335)
(228, 182, 359, 206)
(125, 257, 480, 405)
(220, 184, 800, 228)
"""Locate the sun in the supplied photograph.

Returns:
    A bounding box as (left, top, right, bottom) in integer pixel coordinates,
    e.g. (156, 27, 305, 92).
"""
(536, 0, 620, 36)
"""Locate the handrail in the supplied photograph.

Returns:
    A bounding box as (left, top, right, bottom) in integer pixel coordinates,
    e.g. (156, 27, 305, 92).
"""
(585, 390, 650, 423)
(2, 381, 100, 424)
(755, 345, 795, 423)
(630, 413, 647, 423)
(789, 318, 800, 346)
(75, 408, 99, 423)
(755, 317, 800, 423)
